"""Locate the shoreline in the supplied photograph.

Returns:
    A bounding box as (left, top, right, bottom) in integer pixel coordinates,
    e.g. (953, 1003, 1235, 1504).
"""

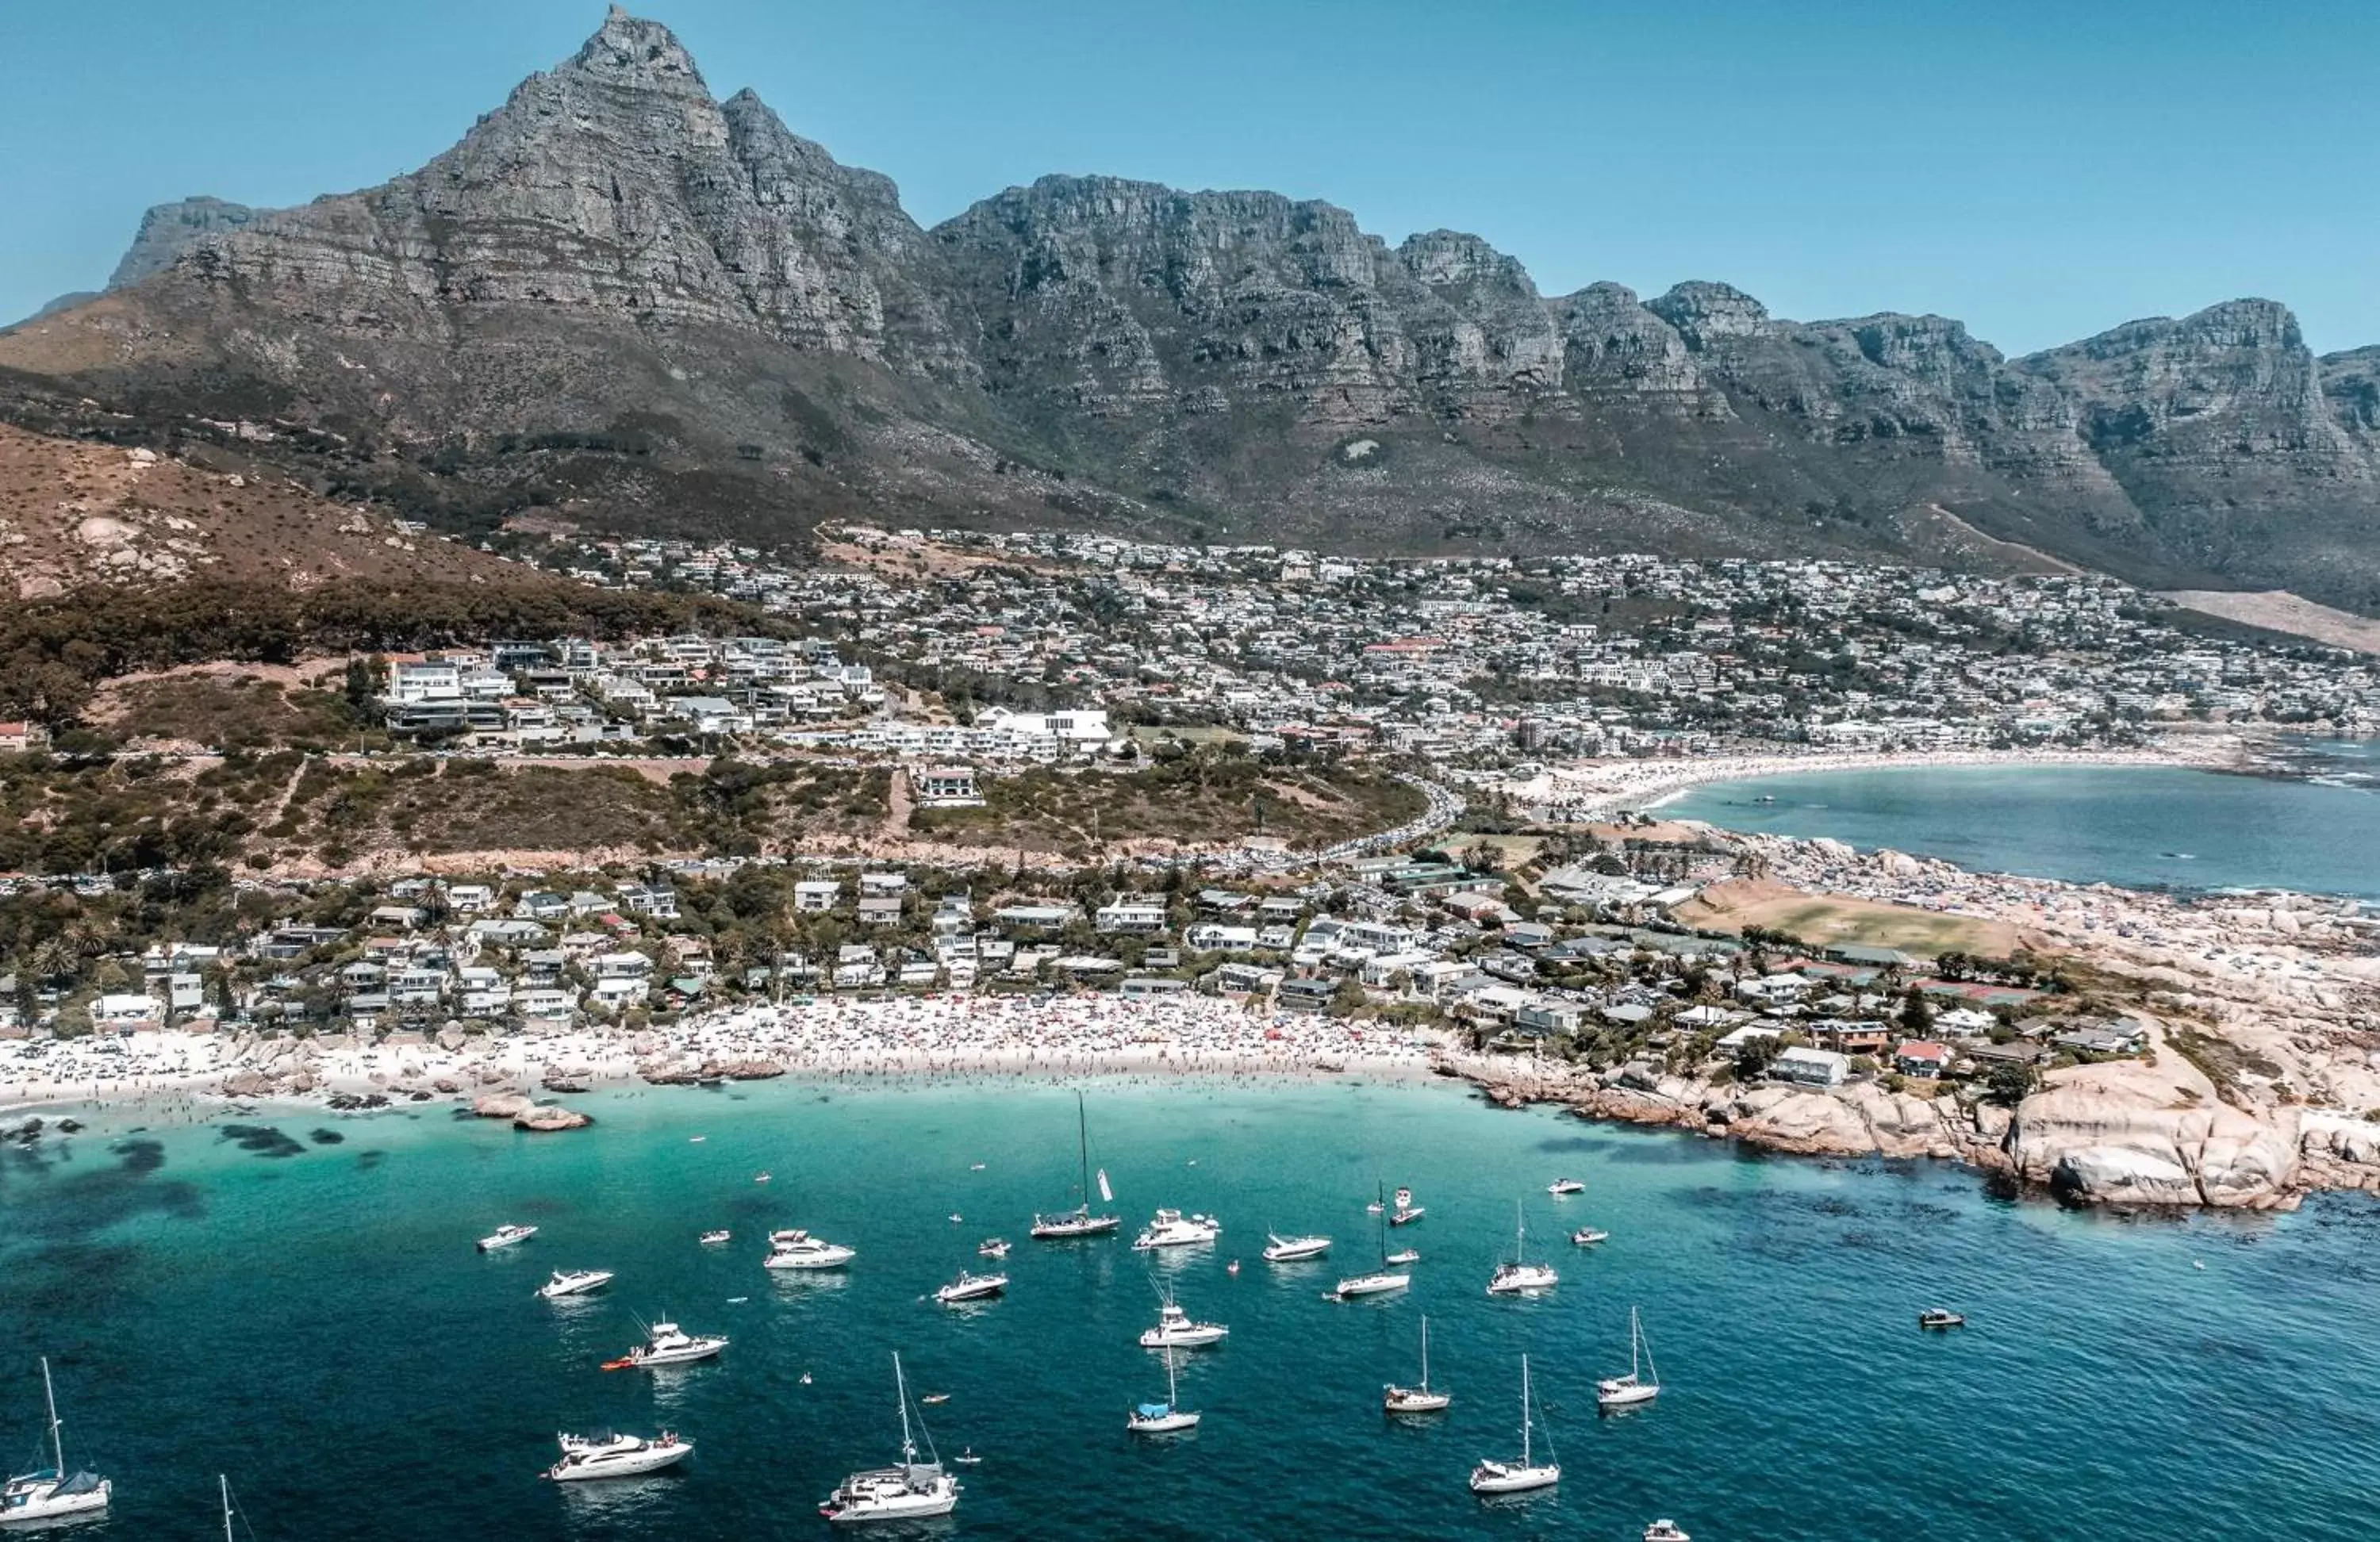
(1497, 739, 2248, 822)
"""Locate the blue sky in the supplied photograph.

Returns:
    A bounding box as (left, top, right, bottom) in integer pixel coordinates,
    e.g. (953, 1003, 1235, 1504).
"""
(6, 0, 2374, 353)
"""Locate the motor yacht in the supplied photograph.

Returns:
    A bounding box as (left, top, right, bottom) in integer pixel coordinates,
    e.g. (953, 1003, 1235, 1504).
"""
(1261, 1232, 1331, 1262)
(1332, 1268, 1411, 1300)
(1127, 1348, 1200, 1434)
(764, 1229, 856, 1271)
(935, 1270, 1008, 1306)
(1919, 1308, 1967, 1329)
(538, 1268, 615, 1299)
(698, 1229, 731, 1246)
(1596, 1306, 1662, 1410)
(1645, 1521, 1692, 1541)
(1383, 1317, 1450, 1414)
(1384, 1248, 1421, 1266)
(1468, 1354, 1558, 1495)
(0, 1360, 109, 1525)
(1139, 1298, 1228, 1348)
(1131, 1208, 1221, 1250)
(477, 1223, 537, 1252)
(603, 1321, 727, 1370)
(545, 1431, 691, 1482)
(820, 1354, 959, 1524)
(1570, 1226, 1610, 1247)
(1547, 1178, 1586, 1195)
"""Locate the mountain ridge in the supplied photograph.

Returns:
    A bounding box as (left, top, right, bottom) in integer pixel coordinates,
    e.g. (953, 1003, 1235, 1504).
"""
(3, 7, 2374, 608)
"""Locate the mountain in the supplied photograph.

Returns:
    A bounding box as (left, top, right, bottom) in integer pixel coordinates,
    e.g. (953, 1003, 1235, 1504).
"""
(2, 7, 2374, 608)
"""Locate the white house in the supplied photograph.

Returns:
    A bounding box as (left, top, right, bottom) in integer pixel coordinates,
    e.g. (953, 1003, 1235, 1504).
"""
(793, 880, 843, 912)
(1770, 1045, 1850, 1087)
(1095, 897, 1169, 934)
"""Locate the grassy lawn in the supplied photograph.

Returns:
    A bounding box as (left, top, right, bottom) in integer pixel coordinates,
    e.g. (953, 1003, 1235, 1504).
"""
(1676, 879, 2019, 960)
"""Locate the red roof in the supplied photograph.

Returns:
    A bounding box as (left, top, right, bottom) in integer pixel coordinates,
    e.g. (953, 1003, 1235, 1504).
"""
(1896, 1041, 1950, 1060)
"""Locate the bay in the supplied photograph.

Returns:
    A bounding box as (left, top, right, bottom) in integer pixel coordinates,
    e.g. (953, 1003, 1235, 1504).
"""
(5, 1080, 2379, 1540)
(1663, 758, 2380, 900)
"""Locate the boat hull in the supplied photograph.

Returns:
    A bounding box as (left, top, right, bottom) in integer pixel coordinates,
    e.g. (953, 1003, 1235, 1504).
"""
(1384, 1389, 1451, 1414)
(0, 1479, 112, 1522)
(1470, 1463, 1560, 1494)
(548, 1442, 691, 1481)
(1139, 1327, 1227, 1348)
(1127, 1412, 1200, 1433)
(1334, 1272, 1411, 1298)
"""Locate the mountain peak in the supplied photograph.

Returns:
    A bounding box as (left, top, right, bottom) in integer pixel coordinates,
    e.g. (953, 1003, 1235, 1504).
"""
(562, 6, 706, 94)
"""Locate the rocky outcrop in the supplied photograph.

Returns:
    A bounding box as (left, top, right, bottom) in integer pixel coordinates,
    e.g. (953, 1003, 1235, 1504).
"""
(471, 1093, 535, 1121)
(514, 1103, 592, 1132)
(106, 196, 263, 290)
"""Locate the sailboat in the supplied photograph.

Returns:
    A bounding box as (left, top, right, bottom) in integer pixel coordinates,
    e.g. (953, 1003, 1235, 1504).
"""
(820, 1353, 961, 1523)
(1333, 1183, 1411, 1299)
(0, 1358, 111, 1524)
(1383, 1316, 1450, 1414)
(1031, 1091, 1120, 1239)
(1485, 1201, 1558, 1295)
(1127, 1347, 1200, 1433)
(1468, 1353, 1560, 1494)
(1596, 1306, 1662, 1410)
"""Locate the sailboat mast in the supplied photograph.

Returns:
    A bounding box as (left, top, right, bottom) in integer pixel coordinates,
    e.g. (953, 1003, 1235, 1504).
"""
(221, 1475, 233, 1542)
(894, 1352, 916, 1463)
(41, 1356, 63, 1475)
(1519, 1354, 1532, 1466)
(1420, 1317, 1430, 1390)
(1077, 1091, 1091, 1206)
(1631, 1306, 1643, 1379)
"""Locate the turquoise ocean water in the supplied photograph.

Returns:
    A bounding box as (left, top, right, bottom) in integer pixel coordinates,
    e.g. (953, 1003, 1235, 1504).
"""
(6, 1078, 2379, 1540)
(1664, 757, 2380, 900)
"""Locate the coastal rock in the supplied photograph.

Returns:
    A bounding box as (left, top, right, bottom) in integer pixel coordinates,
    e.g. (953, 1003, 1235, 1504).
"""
(221, 1071, 274, 1099)
(2049, 1145, 2200, 1206)
(436, 1026, 468, 1052)
(471, 1093, 536, 1121)
(2006, 1059, 2301, 1207)
(712, 1058, 786, 1080)
(1725, 1086, 1877, 1156)
(514, 1103, 592, 1133)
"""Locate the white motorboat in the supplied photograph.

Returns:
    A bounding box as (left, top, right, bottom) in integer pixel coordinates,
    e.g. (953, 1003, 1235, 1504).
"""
(1127, 1348, 1200, 1434)
(477, 1223, 537, 1252)
(1139, 1297, 1228, 1348)
(765, 1229, 857, 1271)
(1596, 1306, 1662, 1410)
(603, 1321, 727, 1370)
(1389, 1186, 1425, 1226)
(935, 1270, 1008, 1305)
(545, 1430, 691, 1482)
(1468, 1353, 1560, 1495)
(1384, 1248, 1421, 1266)
(538, 1268, 615, 1299)
(1031, 1091, 1121, 1239)
(820, 1353, 960, 1524)
(1, 1359, 110, 1525)
(1919, 1308, 1967, 1329)
(1486, 1201, 1557, 1295)
(698, 1229, 731, 1246)
(1570, 1226, 1610, 1247)
(1645, 1521, 1692, 1541)
(1131, 1208, 1221, 1250)
(1383, 1316, 1451, 1414)
(1261, 1232, 1331, 1262)
(977, 1238, 1010, 1260)
(1548, 1178, 1586, 1195)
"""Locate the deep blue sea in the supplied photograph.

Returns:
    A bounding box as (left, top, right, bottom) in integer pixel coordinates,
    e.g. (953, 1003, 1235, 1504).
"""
(1665, 752, 2380, 900)
(6, 1079, 2380, 1540)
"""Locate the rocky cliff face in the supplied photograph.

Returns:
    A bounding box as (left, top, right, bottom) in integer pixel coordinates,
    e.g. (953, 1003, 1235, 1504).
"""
(106, 195, 263, 289)
(2, 8, 2373, 604)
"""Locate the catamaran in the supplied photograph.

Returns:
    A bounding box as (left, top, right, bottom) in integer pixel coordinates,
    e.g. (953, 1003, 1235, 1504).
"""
(1, 1358, 110, 1525)
(1334, 1183, 1411, 1299)
(545, 1430, 692, 1482)
(1486, 1201, 1558, 1295)
(1383, 1316, 1450, 1414)
(764, 1229, 856, 1270)
(1596, 1306, 1662, 1410)
(820, 1353, 960, 1523)
(602, 1320, 727, 1370)
(1139, 1294, 1228, 1348)
(477, 1222, 537, 1252)
(1261, 1231, 1331, 1262)
(935, 1269, 1008, 1306)
(1031, 1091, 1121, 1239)
(537, 1268, 615, 1299)
(1127, 1348, 1200, 1434)
(1468, 1353, 1559, 1495)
